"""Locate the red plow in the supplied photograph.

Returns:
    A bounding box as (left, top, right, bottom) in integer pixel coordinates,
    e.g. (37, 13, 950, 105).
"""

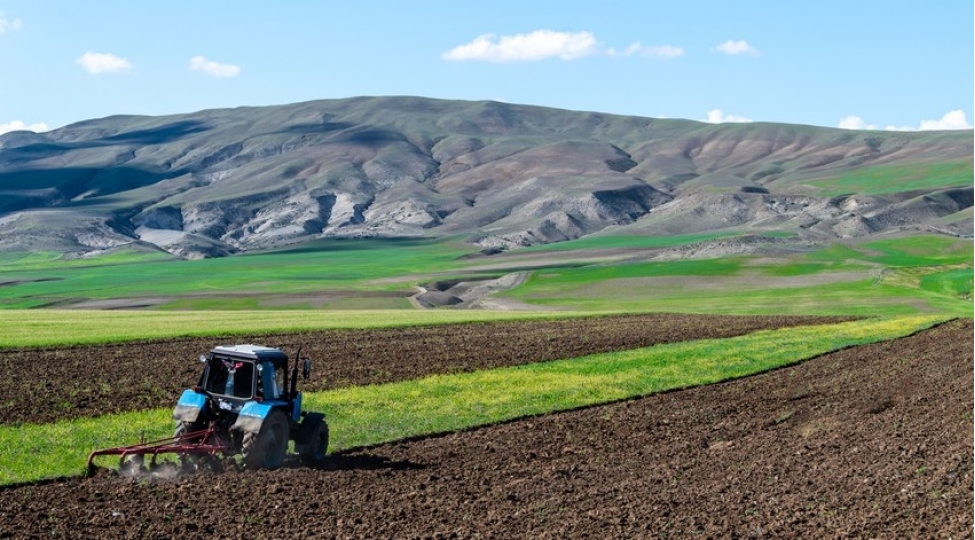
(85, 424, 229, 477)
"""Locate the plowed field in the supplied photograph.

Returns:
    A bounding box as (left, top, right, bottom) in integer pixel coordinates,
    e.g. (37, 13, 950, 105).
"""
(1, 313, 847, 425)
(0, 317, 971, 539)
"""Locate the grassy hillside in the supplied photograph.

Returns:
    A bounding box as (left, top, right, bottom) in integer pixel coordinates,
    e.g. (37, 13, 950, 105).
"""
(806, 161, 972, 196)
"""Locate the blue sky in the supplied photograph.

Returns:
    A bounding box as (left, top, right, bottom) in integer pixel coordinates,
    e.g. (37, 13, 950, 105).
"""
(1, 1, 972, 135)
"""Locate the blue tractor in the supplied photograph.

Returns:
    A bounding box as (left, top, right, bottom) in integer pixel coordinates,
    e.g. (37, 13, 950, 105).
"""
(88, 344, 329, 474)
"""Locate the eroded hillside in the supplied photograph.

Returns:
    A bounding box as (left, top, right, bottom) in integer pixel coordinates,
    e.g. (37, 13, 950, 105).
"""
(0, 96, 971, 258)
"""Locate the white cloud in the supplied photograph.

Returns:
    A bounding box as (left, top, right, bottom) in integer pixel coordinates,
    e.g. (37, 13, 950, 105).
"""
(0, 120, 50, 135)
(443, 31, 686, 62)
(644, 45, 685, 59)
(189, 55, 241, 78)
(442, 30, 600, 62)
(838, 115, 872, 130)
(919, 110, 971, 131)
(77, 51, 133, 74)
(609, 42, 644, 57)
(705, 109, 753, 124)
(0, 12, 22, 34)
(715, 40, 759, 56)
(839, 110, 972, 131)
(609, 42, 684, 59)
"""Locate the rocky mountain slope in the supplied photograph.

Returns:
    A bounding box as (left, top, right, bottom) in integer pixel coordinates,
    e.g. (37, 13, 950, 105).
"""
(0, 96, 971, 259)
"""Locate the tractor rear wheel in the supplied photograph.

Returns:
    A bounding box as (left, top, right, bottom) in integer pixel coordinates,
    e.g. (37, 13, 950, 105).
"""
(242, 410, 289, 470)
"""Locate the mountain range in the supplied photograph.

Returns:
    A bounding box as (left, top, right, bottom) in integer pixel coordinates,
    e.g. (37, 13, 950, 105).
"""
(0, 96, 971, 259)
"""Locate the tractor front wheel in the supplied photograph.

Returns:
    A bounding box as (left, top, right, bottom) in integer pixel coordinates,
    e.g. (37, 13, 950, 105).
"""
(174, 420, 204, 441)
(242, 410, 289, 470)
(298, 414, 329, 465)
(174, 421, 204, 472)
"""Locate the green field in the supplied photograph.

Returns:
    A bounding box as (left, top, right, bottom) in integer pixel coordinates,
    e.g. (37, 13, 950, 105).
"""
(503, 235, 972, 315)
(0, 232, 970, 315)
(806, 161, 973, 196)
(0, 238, 473, 309)
(0, 309, 589, 348)
(0, 315, 945, 485)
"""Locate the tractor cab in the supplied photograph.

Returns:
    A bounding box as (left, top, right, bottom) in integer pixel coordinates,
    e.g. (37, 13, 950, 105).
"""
(199, 345, 289, 407)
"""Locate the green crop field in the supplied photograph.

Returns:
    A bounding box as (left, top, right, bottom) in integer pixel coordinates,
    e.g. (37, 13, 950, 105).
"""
(502, 234, 973, 315)
(0, 232, 970, 315)
(519, 231, 743, 252)
(0, 315, 945, 485)
(0, 238, 474, 309)
(0, 250, 171, 271)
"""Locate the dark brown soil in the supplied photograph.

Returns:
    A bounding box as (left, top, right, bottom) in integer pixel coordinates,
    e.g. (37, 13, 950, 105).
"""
(0, 318, 970, 539)
(0, 313, 848, 426)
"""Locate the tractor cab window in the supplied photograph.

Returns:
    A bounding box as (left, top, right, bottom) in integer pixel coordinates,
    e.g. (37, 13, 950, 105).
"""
(203, 358, 255, 399)
(257, 361, 287, 400)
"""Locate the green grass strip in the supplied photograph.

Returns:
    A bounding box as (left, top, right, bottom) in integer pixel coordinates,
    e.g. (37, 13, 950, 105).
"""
(0, 309, 594, 348)
(0, 315, 945, 485)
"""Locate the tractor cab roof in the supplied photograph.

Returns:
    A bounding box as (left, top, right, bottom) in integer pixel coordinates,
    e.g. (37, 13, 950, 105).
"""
(209, 344, 289, 363)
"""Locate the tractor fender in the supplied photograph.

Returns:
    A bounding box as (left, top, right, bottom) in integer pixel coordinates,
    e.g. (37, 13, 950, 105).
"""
(233, 400, 287, 434)
(172, 389, 206, 423)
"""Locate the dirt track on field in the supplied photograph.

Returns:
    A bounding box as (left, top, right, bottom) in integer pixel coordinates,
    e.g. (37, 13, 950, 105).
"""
(0, 317, 971, 538)
(0, 313, 848, 426)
